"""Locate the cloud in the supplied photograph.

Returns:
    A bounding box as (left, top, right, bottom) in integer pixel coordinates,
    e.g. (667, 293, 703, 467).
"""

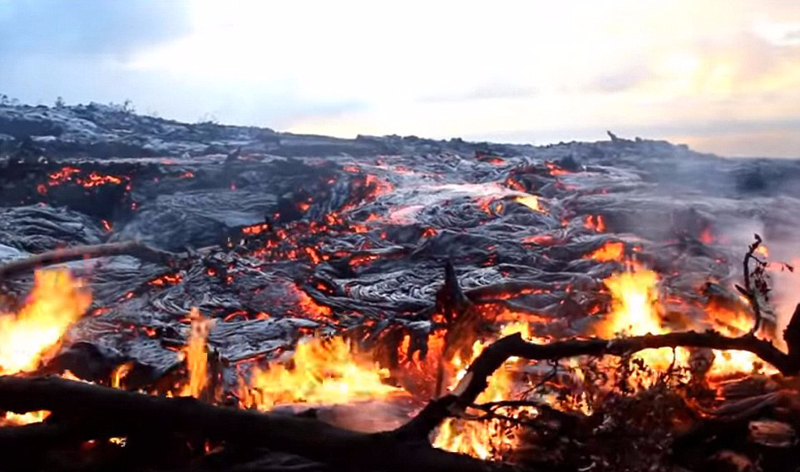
(0, 0, 192, 59)
(421, 83, 539, 103)
(0, 0, 799, 157)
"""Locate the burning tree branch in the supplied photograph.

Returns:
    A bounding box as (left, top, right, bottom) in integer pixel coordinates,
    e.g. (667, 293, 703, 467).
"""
(0, 375, 515, 472)
(4, 313, 798, 471)
(451, 319, 800, 413)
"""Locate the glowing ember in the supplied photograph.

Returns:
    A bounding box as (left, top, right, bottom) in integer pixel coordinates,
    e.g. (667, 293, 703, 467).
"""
(0, 269, 91, 376)
(545, 161, 570, 176)
(46, 166, 129, 190)
(239, 336, 400, 410)
(522, 234, 556, 245)
(584, 241, 625, 262)
(241, 223, 270, 235)
(148, 273, 183, 287)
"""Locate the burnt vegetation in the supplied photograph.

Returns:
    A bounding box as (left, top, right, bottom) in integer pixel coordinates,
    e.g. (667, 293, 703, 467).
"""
(1, 102, 800, 472)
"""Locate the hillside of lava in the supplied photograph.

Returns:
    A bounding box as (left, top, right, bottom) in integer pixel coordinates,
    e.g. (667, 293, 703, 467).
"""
(2, 102, 800, 472)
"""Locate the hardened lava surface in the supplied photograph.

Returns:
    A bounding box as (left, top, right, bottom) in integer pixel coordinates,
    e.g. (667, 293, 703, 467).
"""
(2, 104, 800, 383)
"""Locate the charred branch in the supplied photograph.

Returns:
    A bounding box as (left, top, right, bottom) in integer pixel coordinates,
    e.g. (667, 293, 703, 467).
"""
(0, 241, 182, 280)
(452, 329, 800, 409)
(0, 376, 516, 472)
(739, 234, 768, 336)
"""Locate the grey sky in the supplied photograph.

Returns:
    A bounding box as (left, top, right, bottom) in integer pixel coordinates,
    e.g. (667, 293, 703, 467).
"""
(1, 0, 799, 157)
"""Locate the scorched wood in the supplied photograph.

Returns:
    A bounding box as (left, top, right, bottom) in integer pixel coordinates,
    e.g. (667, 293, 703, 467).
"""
(0, 241, 181, 281)
(0, 376, 516, 472)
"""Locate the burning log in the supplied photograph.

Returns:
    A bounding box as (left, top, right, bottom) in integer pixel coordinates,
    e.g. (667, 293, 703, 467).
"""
(0, 375, 514, 472)
(0, 241, 182, 281)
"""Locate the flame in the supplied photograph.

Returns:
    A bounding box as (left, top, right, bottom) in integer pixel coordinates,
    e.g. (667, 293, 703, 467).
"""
(433, 323, 532, 460)
(584, 241, 625, 262)
(705, 301, 777, 377)
(594, 267, 681, 372)
(707, 301, 755, 337)
(0, 270, 89, 425)
(0, 269, 91, 376)
(0, 411, 51, 426)
(593, 265, 774, 380)
(514, 195, 541, 212)
(180, 308, 214, 398)
(111, 362, 133, 389)
(239, 336, 400, 411)
(755, 244, 769, 258)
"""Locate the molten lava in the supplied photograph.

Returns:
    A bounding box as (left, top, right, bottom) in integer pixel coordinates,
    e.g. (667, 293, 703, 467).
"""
(585, 241, 625, 262)
(514, 195, 541, 212)
(584, 214, 607, 232)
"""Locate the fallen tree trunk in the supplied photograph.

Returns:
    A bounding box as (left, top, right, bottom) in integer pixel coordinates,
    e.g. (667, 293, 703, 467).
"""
(0, 241, 181, 280)
(0, 376, 514, 472)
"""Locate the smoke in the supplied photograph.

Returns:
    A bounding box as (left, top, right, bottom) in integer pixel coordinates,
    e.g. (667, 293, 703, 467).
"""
(718, 213, 800, 350)
(766, 243, 800, 350)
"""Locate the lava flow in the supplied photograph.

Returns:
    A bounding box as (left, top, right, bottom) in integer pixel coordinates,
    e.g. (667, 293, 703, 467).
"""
(2, 108, 800, 472)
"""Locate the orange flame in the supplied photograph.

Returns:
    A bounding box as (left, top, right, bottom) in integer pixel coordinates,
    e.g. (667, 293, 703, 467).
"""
(0, 411, 51, 427)
(180, 308, 214, 398)
(239, 336, 400, 411)
(433, 323, 533, 460)
(0, 269, 90, 425)
(593, 267, 685, 374)
(0, 269, 91, 375)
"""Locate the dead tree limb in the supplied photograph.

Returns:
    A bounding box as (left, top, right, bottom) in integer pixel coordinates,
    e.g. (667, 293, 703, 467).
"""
(739, 234, 767, 336)
(452, 324, 800, 409)
(0, 241, 181, 280)
(0, 376, 515, 472)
